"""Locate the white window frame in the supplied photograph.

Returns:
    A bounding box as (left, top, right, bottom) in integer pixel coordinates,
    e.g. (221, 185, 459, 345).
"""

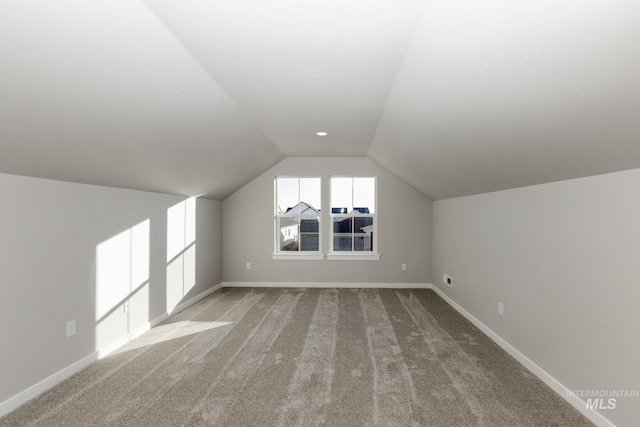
(273, 176, 324, 260)
(328, 176, 380, 261)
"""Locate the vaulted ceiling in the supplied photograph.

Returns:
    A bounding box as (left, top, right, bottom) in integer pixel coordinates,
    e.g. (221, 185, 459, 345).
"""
(2, 0, 639, 200)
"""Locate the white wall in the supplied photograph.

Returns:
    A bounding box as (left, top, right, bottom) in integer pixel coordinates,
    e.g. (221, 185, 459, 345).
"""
(223, 157, 432, 284)
(432, 169, 640, 426)
(0, 173, 222, 408)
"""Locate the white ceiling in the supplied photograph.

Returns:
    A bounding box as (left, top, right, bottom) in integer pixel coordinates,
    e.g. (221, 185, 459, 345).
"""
(2, 0, 640, 200)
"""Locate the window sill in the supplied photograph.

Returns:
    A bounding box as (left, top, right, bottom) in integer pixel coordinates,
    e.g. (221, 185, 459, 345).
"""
(326, 253, 381, 261)
(272, 253, 325, 261)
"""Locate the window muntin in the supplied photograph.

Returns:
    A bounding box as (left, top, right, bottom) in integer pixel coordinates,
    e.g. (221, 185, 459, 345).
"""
(275, 177, 321, 253)
(331, 177, 376, 253)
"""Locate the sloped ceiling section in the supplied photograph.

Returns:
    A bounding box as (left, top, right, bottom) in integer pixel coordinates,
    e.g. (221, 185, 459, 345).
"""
(144, 0, 425, 157)
(0, 0, 284, 200)
(369, 0, 640, 200)
(2, 0, 640, 201)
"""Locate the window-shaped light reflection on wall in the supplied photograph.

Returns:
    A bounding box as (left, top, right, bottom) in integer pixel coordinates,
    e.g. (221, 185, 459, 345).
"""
(166, 197, 196, 312)
(95, 219, 150, 351)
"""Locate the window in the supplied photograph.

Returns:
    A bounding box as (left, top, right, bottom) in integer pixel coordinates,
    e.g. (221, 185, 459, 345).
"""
(274, 177, 322, 257)
(330, 177, 376, 254)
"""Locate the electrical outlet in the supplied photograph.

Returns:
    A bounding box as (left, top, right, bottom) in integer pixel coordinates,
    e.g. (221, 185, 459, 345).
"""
(66, 320, 76, 338)
(401, 263, 407, 271)
(498, 302, 504, 316)
(443, 273, 453, 287)
(246, 262, 251, 270)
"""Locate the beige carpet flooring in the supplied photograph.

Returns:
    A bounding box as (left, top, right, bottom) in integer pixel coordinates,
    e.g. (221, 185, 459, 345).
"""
(0, 288, 593, 426)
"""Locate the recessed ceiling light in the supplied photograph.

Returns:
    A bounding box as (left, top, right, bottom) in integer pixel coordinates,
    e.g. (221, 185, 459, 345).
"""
(316, 131, 328, 136)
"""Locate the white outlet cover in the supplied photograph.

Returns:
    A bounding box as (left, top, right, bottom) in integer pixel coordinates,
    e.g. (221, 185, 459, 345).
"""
(66, 320, 76, 338)
(443, 274, 453, 287)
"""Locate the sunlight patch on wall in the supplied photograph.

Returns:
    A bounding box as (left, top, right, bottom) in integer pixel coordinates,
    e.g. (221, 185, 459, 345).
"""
(167, 197, 195, 262)
(95, 219, 150, 351)
(166, 197, 197, 313)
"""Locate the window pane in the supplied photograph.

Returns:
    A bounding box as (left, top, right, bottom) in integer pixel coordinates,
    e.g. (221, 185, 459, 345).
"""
(300, 178, 321, 212)
(333, 216, 352, 251)
(333, 236, 353, 252)
(329, 177, 376, 254)
(354, 216, 373, 231)
(331, 177, 353, 213)
(278, 216, 320, 252)
(333, 216, 352, 234)
(278, 217, 299, 251)
(354, 235, 367, 251)
(300, 217, 319, 251)
(300, 217, 319, 233)
(353, 178, 375, 214)
(277, 178, 300, 214)
(275, 178, 321, 254)
(355, 217, 374, 251)
(300, 234, 319, 251)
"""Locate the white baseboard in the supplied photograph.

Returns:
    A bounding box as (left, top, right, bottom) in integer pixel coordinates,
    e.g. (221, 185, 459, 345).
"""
(221, 282, 432, 289)
(0, 352, 99, 419)
(0, 283, 224, 418)
(429, 285, 615, 427)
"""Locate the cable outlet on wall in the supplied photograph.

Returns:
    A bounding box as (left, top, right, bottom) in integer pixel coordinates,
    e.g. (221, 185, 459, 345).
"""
(246, 262, 251, 270)
(66, 320, 76, 338)
(401, 263, 407, 271)
(498, 301, 504, 316)
(443, 273, 453, 287)
(123, 301, 130, 313)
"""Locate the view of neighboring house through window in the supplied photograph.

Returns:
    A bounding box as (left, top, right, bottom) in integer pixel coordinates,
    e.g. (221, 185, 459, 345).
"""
(331, 177, 376, 252)
(275, 177, 321, 253)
